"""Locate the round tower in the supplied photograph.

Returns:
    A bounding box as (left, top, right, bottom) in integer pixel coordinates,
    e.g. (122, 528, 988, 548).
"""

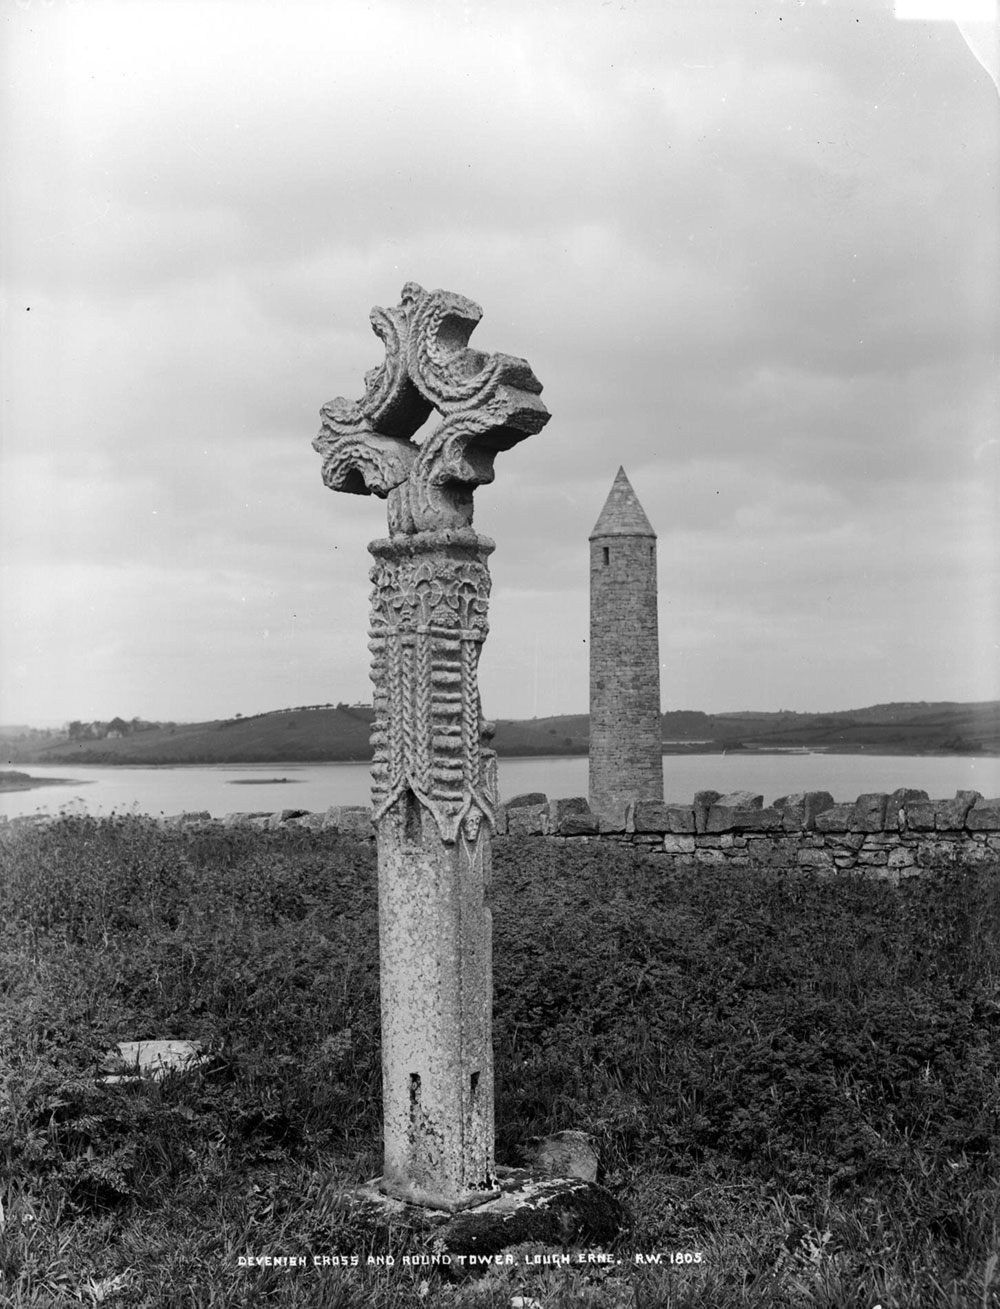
(589, 467, 663, 817)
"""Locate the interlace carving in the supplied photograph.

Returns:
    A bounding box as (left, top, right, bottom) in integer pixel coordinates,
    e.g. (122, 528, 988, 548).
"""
(314, 284, 549, 842)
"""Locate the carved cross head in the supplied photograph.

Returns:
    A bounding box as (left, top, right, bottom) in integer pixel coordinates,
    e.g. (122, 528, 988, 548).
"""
(313, 283, 550, 535)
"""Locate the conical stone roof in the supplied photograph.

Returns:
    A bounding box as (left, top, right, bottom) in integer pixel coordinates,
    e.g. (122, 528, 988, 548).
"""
(589, 467, 656, 539)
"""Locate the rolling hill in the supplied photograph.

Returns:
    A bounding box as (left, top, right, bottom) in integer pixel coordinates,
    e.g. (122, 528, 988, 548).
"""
(3, 701, 998, 766)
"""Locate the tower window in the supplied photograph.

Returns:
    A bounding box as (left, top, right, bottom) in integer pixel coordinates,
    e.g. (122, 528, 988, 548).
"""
(602, 547, 609, 565)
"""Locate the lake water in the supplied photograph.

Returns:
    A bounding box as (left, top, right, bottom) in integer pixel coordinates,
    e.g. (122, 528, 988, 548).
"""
(3, 754, 998, 821)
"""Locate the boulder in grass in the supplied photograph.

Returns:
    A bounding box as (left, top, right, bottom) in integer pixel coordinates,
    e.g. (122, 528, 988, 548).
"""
(518, 1130, 599, 1182)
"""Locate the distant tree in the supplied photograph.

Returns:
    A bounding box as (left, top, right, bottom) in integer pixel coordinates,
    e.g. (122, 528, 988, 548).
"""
(107, 716, 130, 737)
(68, 721, 84, 740)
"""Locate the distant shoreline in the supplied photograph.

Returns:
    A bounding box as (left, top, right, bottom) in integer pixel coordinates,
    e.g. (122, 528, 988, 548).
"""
(4, 700, 997, 764)
(3, 747, 999, 774)
(658, 746, 1000, 758)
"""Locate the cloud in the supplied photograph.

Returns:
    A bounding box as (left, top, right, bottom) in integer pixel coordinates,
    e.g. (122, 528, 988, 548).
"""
(1, 0, 997, 722)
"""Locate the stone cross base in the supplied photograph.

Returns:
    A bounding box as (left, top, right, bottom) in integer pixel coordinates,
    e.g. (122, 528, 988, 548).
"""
(347, 1167, 629, 1252)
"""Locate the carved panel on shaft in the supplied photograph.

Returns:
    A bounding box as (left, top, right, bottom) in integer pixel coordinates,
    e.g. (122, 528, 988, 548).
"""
(369, 537, 495, 843)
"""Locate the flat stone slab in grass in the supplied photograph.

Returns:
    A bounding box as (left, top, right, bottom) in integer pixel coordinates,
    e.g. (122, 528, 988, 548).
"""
(99, 1040, 209, 1084)
(343, 1167, 628, 1259)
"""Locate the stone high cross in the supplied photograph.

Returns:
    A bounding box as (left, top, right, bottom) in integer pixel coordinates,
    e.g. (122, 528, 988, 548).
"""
(313, 283, 549, 1210)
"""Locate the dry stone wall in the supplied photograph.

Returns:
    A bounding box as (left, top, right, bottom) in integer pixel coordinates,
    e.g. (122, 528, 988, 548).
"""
(497, 787, 1000, 880)
(9, 789, 997, 879)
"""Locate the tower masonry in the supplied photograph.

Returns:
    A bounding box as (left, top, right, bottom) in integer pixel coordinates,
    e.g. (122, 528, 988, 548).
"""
(589, 467, 663, 817)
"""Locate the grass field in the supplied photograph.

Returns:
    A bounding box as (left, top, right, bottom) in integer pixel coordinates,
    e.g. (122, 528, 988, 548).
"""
(1, 816, 998, 1307)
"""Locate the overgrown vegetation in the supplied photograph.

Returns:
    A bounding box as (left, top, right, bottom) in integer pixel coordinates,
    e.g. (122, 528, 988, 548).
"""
(1, 815, 997, 1306)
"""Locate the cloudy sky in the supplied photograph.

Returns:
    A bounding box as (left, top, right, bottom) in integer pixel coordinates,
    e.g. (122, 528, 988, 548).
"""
(2, 0, 997, 726)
